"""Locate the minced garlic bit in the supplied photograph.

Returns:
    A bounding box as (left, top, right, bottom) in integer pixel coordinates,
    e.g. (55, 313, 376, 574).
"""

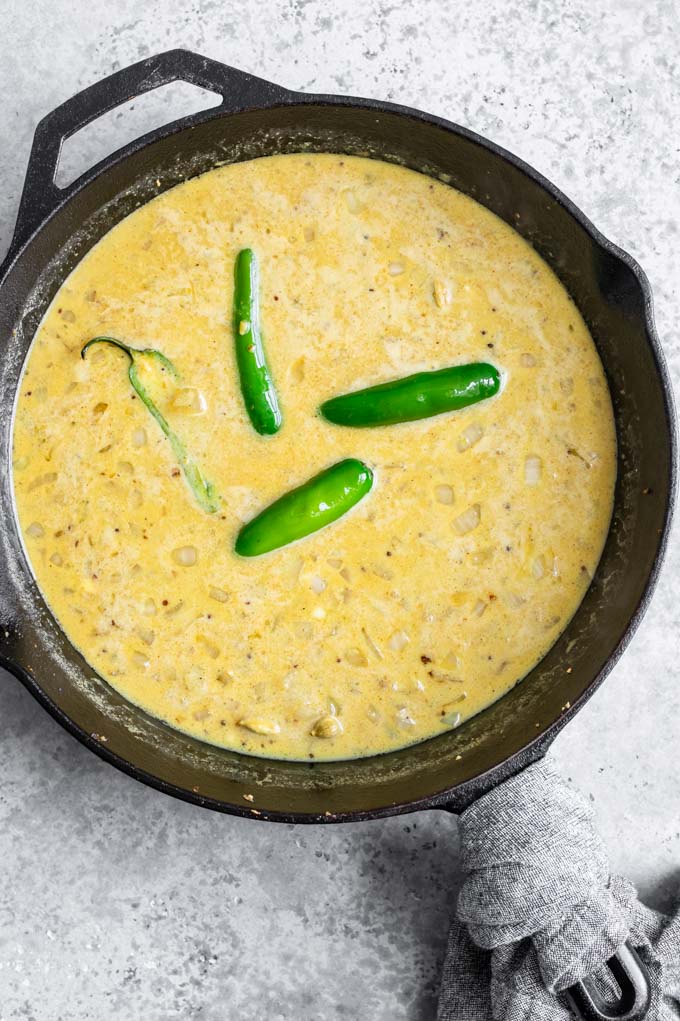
(238, 320, 250, 335)
(310, 715, 343, 738)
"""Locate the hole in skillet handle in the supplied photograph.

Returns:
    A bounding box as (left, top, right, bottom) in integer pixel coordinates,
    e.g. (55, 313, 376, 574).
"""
(54, 80, 223, 189)
(564, 941, 652, 1021)
(3, 48, 295, 268)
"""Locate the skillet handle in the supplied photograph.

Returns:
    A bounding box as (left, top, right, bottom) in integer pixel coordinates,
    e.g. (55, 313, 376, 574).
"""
(6, 49, 294, 263)
(564, 941, 652, 1021)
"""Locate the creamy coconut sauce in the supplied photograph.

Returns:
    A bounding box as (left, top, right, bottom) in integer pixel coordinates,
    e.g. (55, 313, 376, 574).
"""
(12, 153, 616, 761)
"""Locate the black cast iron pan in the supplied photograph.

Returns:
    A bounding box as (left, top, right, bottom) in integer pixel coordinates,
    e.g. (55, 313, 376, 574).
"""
(0, 49, 675, 1019)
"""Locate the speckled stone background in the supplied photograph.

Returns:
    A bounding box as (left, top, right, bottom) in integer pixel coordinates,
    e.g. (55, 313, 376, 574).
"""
(0, 2, 678, 1018)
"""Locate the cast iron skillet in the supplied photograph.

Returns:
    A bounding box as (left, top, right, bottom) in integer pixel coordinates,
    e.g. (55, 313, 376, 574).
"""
(0, 50, 675, 1020)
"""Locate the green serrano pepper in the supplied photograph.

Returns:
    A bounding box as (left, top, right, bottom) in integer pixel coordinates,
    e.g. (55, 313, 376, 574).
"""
(233, 248, 282, 435)
(81, 337, 219, 514)
(235, 458, 373, 557)
(319, 363, 501, 428)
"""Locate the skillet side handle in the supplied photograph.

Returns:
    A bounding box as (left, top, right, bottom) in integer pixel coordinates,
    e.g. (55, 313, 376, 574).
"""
(565, 941, 652, 1021)
(5, 49, 294, 263)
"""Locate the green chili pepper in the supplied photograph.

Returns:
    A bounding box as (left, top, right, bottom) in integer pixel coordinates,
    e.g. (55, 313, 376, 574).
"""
(81, 337, 219, 514)
(235, 458, 373, 557)
(233, 248, 282, 436)
(319, 363, 501, 428)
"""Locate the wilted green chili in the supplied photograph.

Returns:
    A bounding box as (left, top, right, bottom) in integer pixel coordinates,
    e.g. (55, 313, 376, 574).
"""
(233, 248, 282, 436)
(81, 337, 219, 513)
(235, 458, 373, 557)
(319, 363, 501, 428)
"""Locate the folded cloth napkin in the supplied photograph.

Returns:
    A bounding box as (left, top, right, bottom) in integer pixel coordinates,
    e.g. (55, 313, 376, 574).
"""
(437, 759, 680, 1020)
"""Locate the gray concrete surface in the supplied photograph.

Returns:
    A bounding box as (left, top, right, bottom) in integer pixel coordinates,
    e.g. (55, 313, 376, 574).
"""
(1, 1, 678, 1018)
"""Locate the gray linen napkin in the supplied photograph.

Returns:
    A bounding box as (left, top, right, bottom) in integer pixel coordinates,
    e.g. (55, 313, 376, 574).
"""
(437, 759, 680, 1020)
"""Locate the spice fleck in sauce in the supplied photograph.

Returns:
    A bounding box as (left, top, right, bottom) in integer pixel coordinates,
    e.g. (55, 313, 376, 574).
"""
(12, 154, 616, 761)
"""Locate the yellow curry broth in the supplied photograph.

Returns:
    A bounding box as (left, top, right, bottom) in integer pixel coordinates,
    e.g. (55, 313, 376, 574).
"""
(12, 153, 616, 760)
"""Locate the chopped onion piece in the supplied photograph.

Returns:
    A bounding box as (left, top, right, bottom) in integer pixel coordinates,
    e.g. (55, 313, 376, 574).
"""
(362, 627, 383, 660)
(132, 652, 150, 668)
(345, 647, 368, 667)
(435, 484, 455, 505)
(28, 472, 57, 492)
(472, 599, 487, 617)
(532, 556, 546, 580)
(454, 503, 481, 535)
(238, 718, 280, 736)
(441, 650, 460, 670)
(132, 428, 147, 447)
(200, 639, 220, 659)
(289, 357, 306, 383)
(50, 553, 63, 567)
(310, 575, 326, 594)
(388, 261, 405, 276)
(172, 387, 207, 415)
(520, 352, 537, 367)
(142, 598, 156, 615)
(457, 423, 484, 452)
(117, 461, 134, 476)
(209, 586, 229, 603)
(172, 545, 197, 567)
(441, 709, 462, 728)
(344, 190, 361, 213)
(285, 556, 304, 584)
(524, 455, 542, 485)
(433, 279, 452, 308)
(138, 628, 155, 646)
(397, 707, 416, 727)
(26, 522, 44, 538)
(389, 630, 410, 652)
